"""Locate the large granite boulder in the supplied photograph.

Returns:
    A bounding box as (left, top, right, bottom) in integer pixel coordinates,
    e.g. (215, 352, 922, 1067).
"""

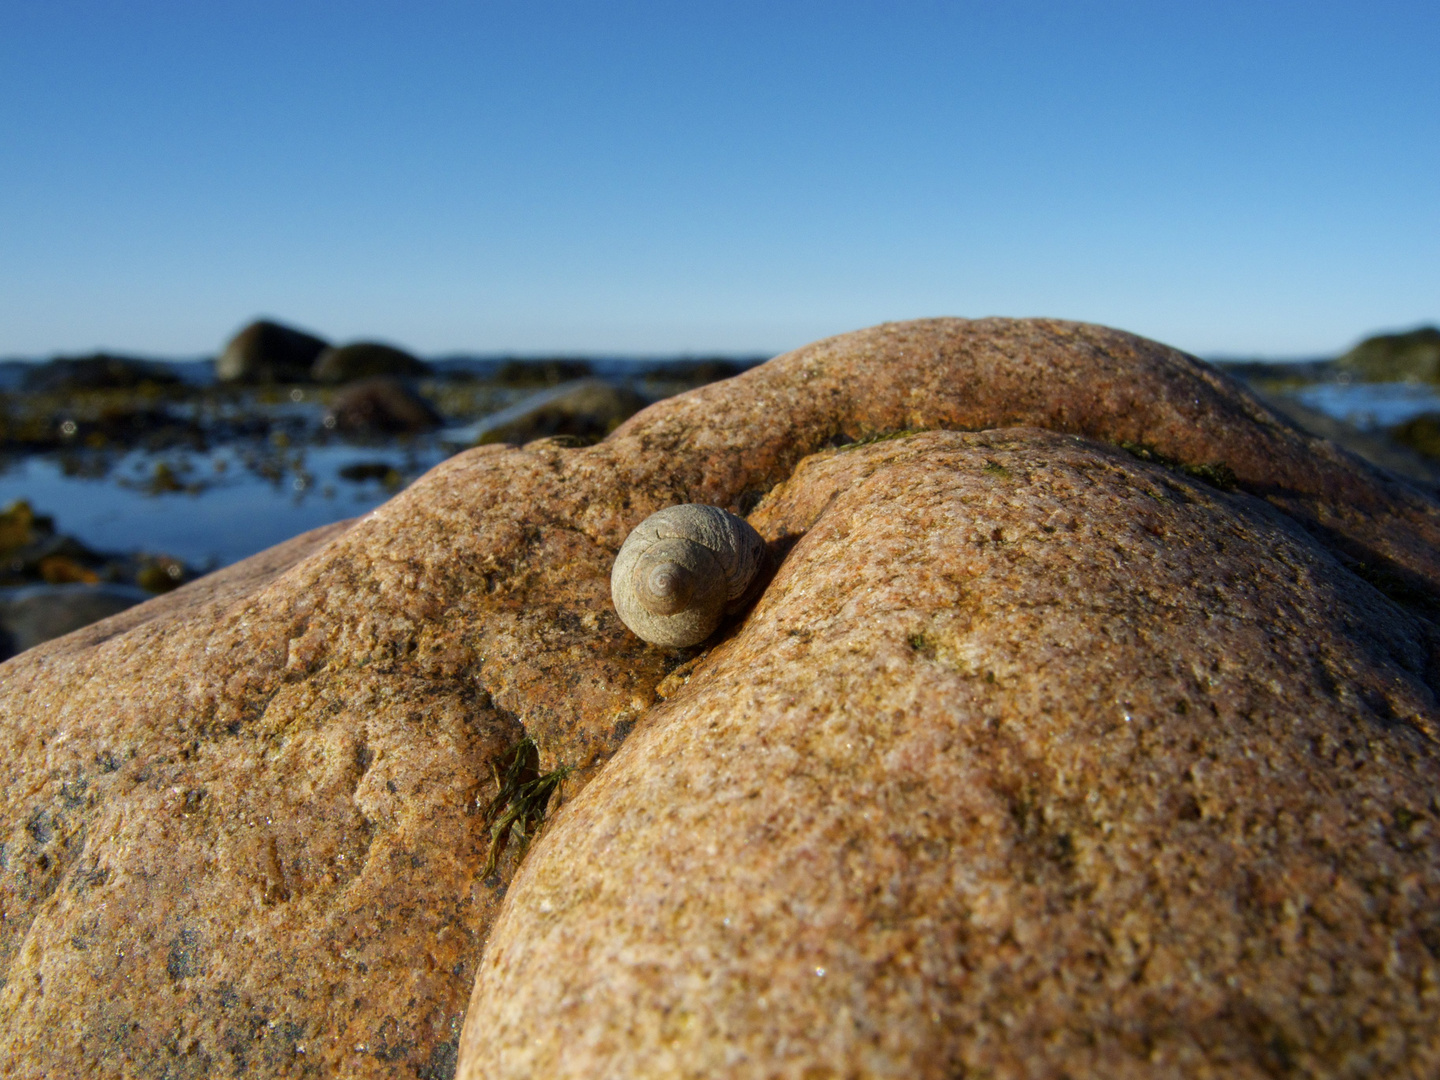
(1, 319, 1438, 1078)
(463, 427, 1440, 1077)
(217, 320, 329, 384)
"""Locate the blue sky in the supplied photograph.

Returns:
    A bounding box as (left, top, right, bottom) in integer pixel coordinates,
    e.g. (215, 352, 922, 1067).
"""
(1, 1, 1436, 359)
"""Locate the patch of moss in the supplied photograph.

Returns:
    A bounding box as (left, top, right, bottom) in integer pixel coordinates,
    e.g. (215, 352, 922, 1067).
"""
(1179, 461, 1239, 490)
(1393, 806, 1422, 832)
(1116, 441, 1238, 492)
(982, 458, 1012, 479)
(480, 737, 571, 875)
(907, 631, 937, 660)
(834, 427, 927, 452)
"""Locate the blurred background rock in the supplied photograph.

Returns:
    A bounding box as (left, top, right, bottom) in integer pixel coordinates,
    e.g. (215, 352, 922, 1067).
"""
(1216, 323, 1440, 489)
(0, 316, 767, 657)
(1335, 327, 1440, 384)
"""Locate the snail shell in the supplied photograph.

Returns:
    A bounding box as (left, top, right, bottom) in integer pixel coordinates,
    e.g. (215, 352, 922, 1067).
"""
(611, 504, 766, 647)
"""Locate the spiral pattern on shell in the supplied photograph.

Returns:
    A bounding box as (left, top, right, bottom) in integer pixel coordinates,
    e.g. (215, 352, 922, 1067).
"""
(610, 504, 766, 647)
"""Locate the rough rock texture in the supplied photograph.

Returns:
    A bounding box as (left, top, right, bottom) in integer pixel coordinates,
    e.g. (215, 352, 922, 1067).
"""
(1, 318, 1438, 1078)
(462, 429, 1440, 1078)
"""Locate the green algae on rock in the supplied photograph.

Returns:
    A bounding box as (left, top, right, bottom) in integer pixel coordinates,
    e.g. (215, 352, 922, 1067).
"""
(20, 354, 182, 394)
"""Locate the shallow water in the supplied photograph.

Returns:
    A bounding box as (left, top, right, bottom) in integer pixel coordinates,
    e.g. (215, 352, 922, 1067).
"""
(0, 440, 448, 567)
(1292, 380, 1440, 430)
(4, 369, 1438, 575)
(0, 358, 749, 574)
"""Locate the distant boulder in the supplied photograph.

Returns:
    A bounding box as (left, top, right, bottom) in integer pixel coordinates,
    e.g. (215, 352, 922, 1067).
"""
(493, 358, 594, 387)
(1336, 326, 1440, 383)
(474, 379, 648, 446)
(1388, 412, 1440, 458)
(644, 357, 757, 385)
(0, 500, 106, 587)
(311, 342, 430, 383)
(21, 353, 180, 393)
(0, 583, 148, 660)
(0, 499, 53, 558)
(327, 377, 441, 434)
(216, 319, 329, 383)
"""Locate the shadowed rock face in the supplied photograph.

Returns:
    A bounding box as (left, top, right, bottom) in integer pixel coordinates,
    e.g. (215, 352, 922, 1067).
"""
(0, 318, 1437, 1078)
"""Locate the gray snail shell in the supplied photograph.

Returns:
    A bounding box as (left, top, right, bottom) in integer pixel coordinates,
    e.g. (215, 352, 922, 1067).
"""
(611, 504, 766, 647)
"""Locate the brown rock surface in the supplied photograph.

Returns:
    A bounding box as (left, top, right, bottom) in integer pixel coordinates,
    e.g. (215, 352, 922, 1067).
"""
(461, 429, 1440, 1077)
(0, 318, 1437, 1078)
